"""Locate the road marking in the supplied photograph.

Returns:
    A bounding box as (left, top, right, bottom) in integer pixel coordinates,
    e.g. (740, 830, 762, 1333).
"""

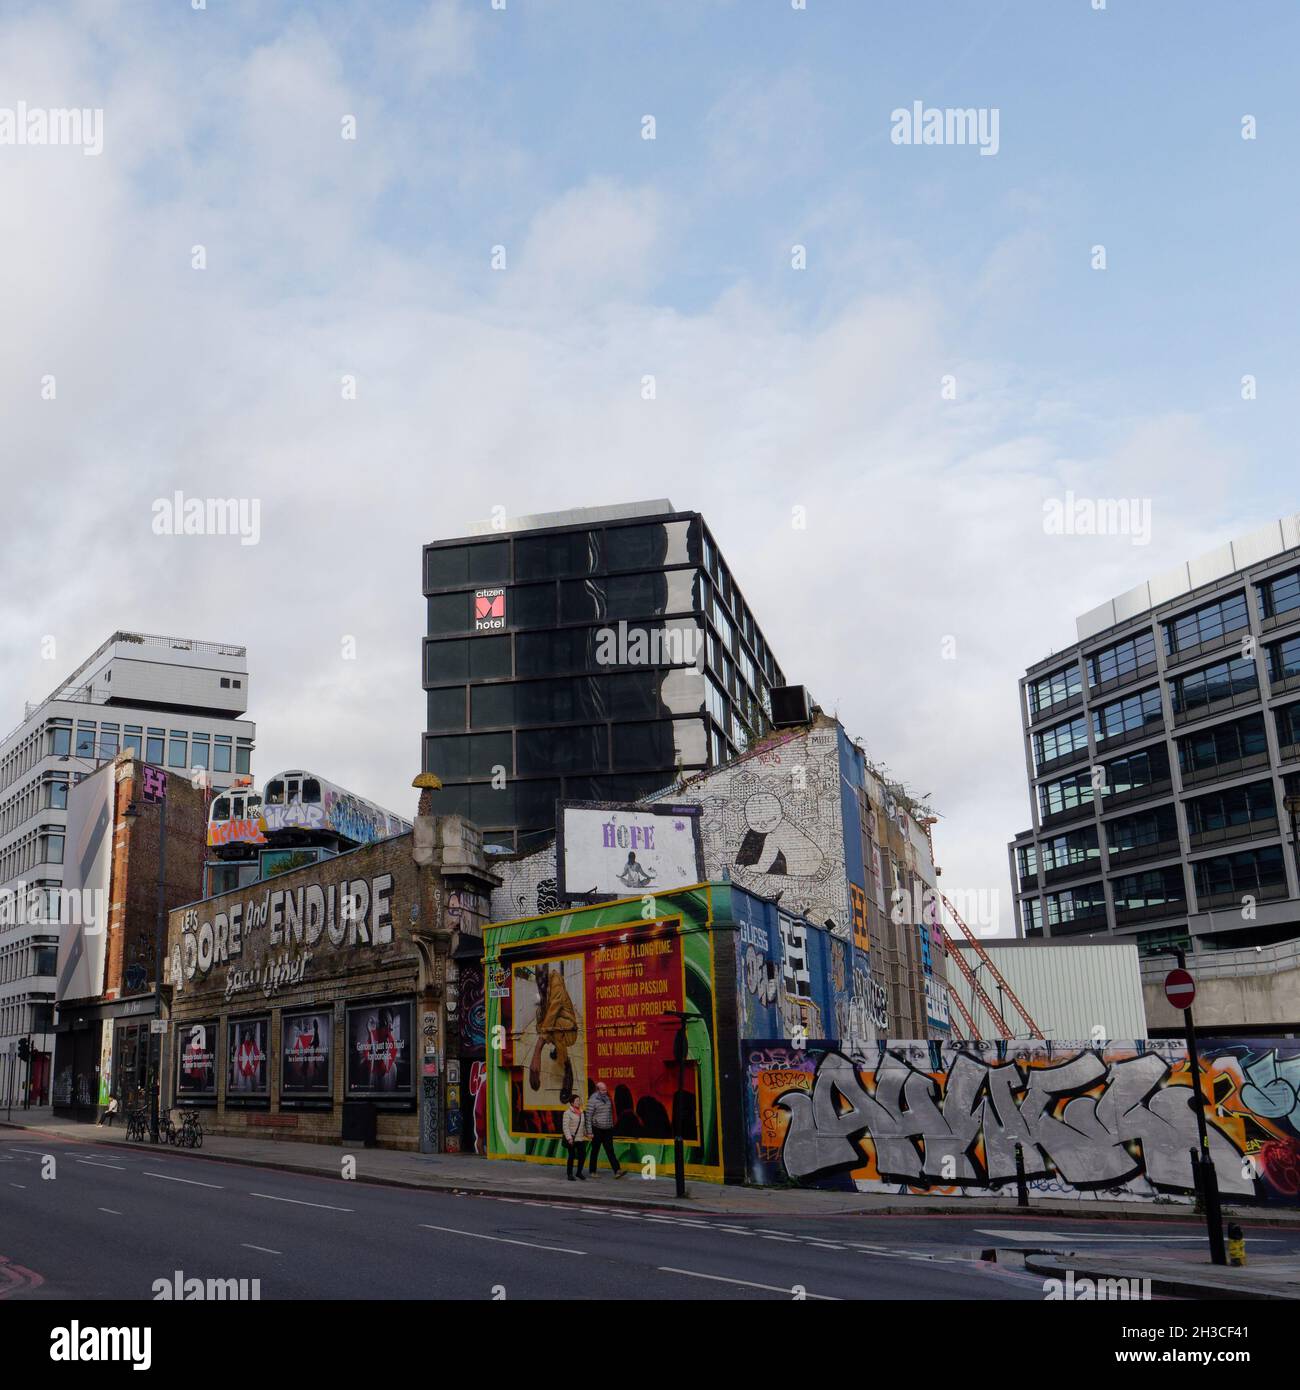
(78, 1159, 126, 1171)
(714, 1226, 757, 1235)
(806, 1243, 846, 1251)
(8, 1149, 47, 1157)
(249, 1193, 352, 1212)
(973, 1229, 1281, 1244)
(419, 1224, 585, 1255)
(144, 1172, 223, 1189)
(658, 1267, 839, 1300)
(242, 1244, 282, 1255)
(8, 1184, 25, 1190)
(760, 1234, 800, 1243)
(98, 1208, 122, 1215)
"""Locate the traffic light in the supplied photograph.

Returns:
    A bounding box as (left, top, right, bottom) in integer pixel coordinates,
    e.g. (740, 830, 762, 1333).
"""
(16, 1038, 30, 1062)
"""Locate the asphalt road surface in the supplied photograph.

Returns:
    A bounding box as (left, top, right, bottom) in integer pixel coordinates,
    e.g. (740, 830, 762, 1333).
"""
(4, 1133, 1298, 1301)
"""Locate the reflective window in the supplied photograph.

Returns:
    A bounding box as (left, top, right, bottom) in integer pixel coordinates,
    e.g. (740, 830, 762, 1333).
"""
(1028, 663, 1082, 716)
(514, 529, 602, 579)
(1086, 631, 1157, 688)
(1171, 656, 1258, 715)
(167, 737, 187, 768)
(517, 725, 605, 775)
(47, 725, 71, 757)
(191, 738, 210, 770)
(1177, 713, 1267, 775)
(1163, 591, 1248, 655)
(1036, 770, 1096, 817)
(427, 592, 471, 635)
(1268, 634, 1300, 682)
(1194, 846, 1285, 901)
(1106, 804, 1178, 853)
(1092, 687, 1163, 743)
(429, 686, 468, 731)
(1185, 781, 1275, 836)
(1034, 715, 1089, 766)
(1259, 567, 1300, 620)
(75, 725, 96, 758)
(1112, 866, 1185, 911)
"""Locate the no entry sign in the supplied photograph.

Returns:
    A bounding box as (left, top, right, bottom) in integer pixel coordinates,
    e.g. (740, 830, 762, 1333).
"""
(1164, 968, 1196, 1010)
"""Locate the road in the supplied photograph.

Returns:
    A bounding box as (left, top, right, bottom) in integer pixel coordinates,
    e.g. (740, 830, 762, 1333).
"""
(3, 1132, 1298, 1301)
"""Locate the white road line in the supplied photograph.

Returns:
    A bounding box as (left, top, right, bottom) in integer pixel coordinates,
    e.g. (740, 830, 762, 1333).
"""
(242, 1244, 282, 1255)
(419, 1223, 585, 1255)
(144, 1172, 223, 1189)
(98, 1208, 122, 1215)
(714, 1226, 757, 1235)
(9, 1149, 47, 1157)
(78, 1159, 126, 1171)
(9, 1183, 25, 1189)
(249, 1192, 352, 1212)
(806, 1243, 846, 1251)
(973, 1229, 1280, 1244)
(658, 1267, 839, 1300)
(760, 1234, 800, 1243)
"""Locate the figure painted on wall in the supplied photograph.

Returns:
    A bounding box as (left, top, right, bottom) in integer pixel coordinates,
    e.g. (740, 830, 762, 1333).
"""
(517, 961, 582, 1105)
(735, 793, 826, 879)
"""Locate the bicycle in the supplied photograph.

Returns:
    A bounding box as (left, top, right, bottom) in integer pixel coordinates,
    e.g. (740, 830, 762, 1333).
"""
(177, 1111, 203, 1149)
(125, 1108, 149, 1142)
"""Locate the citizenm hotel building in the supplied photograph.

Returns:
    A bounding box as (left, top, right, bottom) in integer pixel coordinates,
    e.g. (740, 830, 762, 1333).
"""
(421, 502, 790, 852)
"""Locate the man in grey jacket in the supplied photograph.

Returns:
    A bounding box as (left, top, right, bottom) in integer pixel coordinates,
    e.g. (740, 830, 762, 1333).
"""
(586, 1080, 625, 1177)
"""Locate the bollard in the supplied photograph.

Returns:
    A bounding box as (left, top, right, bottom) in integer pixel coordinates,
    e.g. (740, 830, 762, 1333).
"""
(1227, 1222, 1246, 1267)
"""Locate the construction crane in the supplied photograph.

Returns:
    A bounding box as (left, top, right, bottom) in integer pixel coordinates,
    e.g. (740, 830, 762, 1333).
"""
(943, 980, 977, 1040)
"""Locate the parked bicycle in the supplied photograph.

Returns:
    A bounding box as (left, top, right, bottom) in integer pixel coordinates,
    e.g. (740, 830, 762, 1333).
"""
(124, 1108, 149, 1142)
(175, 1110, 203, 1149)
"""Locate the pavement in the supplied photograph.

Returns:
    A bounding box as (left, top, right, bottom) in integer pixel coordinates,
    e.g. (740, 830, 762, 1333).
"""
(5, 1108, 1299, 1299)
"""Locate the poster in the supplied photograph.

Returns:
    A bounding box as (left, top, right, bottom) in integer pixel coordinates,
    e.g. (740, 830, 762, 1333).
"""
(226, 1016, 269, 1095)
(504, 919, 697, 1139)
(176, 1020, 217, 1096)
(347, 999, 413, 1095)
(282, 1010, 333, 1094)
(557, 802, 704, 901)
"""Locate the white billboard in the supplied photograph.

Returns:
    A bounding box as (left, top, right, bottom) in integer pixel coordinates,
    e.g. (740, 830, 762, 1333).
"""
(556, 801, 705, 902)
(55, 762, 116, 1003)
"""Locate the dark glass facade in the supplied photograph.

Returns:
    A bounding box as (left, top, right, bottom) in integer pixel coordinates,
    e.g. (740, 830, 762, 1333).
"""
(422, 508, 786, 850)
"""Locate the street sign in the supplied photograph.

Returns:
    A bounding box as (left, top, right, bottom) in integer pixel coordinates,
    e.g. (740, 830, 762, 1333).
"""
(1164, 968, 1196, 1010)
(150, 1020, 169, 1035)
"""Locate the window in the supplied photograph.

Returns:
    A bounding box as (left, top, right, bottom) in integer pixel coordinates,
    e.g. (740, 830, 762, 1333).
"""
(604, 522, 676, 571)
(1016, 845, 1038, 878)
(509, 583, 557, 628)
(1039, 828, 1099, 872)
(1193, 846, 1286, 903)
(1034, 715, 1089, 767)
(1185, 781, 1276, 838)
(220, 677, 230, 688)
(1036, 770, 1095, 817)
(1106, 804, 1178, 855)
(235, 742, 252, 775)
(39, 832, 64, 865)
(1268, 634, 1300, 682)
(212, 797, 230, 820)
(427, 592, 471, 634)
(1046, 882, 1106, 926)
(146, 730, 165, 764)
(704, 677, 726, 727)
(302, 779, 321, 804)
(1112, 866, 1185, 913)
(1028, 663, 1082, 717)
(123, 727, 142, 758)
(1022, 898, 1044, 933)
(46, 780, 68, 810)
(1278, 702, 1300, 751)
(1259, 567, 1300, 621)
(611, 720, 676, 770)
(424, 732, 513, 781)
(167, 736, 187, 768)
(1163, 591, 1248, 655)
(425, 635, 511, 683)
(47, 725, 71, 758)
(75, 725, 96, 758)
(470, 684, 513, 729)
(518, 725, 605, 775)
(1091, 687, 1163, 743)
(1177, 713, 1267, 777)
(191, 737, 210, 770)
(430, 686, 468, 731)
(1171, 656, 1258, 716)
(1087, 630, 1157, 688)
(213, 741, 232, 773)
(1100, 744, 1171, 798)
(513, 530, 601, 580)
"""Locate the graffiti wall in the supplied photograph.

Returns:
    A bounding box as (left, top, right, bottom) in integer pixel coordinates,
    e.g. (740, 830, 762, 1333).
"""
(486, 885, 724, 1180)
(742, 1038, 1300, 1204)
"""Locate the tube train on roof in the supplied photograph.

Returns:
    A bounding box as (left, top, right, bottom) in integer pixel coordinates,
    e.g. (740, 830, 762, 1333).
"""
(207, 769, 411, 852)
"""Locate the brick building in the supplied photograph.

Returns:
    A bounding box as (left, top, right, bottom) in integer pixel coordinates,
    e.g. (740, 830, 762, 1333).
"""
(164, 816, 495, 1152)
(52, 755, 208, 1120)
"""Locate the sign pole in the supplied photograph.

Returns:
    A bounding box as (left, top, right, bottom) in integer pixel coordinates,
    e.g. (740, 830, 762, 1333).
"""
(1163, 950, 1225, 1266)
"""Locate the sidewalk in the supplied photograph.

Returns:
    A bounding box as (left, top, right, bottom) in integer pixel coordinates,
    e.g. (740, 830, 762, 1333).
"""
(4, 1110, 1299, 1226)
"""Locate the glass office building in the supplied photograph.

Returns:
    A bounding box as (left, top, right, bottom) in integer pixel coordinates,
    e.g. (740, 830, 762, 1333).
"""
(421, 501, 788, 852)
(1009, 517, 1300, 956)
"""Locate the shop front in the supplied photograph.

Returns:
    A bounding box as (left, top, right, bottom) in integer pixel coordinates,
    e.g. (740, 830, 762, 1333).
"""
(164, 821, 494, 1151)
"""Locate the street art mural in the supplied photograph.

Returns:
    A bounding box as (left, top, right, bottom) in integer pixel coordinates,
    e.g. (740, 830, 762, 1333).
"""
(742, 1039, 1300, 1204)
(486, 885, 724, 1180)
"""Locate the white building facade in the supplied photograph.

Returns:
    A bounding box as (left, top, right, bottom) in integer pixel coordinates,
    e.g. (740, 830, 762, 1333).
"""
(0, 632, 254, 1106)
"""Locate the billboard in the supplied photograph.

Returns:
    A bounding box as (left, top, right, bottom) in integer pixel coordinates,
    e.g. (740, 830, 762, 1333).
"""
(556, 801, 705, 902)
(283, 1010, 333, 1095)
(226, 1016, 269, 1096)
(176, 1021, 217, 1096)
(347, 999, 413, 1095)
(55, 762, 116, 1003)
(487, 885, 723, 1178)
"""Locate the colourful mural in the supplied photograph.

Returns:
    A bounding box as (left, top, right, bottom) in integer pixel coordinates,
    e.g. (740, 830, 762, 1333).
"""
(486, 885, 724, 1180)
(742, 1038, 1300, 1204)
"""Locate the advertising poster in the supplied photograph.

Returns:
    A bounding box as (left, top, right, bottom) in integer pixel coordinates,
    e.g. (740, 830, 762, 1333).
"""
(176, 1021, 217, 1096)
(227, 1016, 269, 1095)
(347, 999, 413, 1095)
(503, 917, 697, 1140)
(557, 802, 705, 901)
(282, 1011, 333, 1094)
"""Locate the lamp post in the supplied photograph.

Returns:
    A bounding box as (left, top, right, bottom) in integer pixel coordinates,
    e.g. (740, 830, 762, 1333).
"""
(123, 764, 169, 1143)
(661, 1007, 704, 1198)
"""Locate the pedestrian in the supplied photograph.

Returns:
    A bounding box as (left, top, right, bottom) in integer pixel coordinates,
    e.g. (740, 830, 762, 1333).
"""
(586, 1080, 626, 1178)
(562, 1094, 588, 1181)
(97, 1095, 119, 1127)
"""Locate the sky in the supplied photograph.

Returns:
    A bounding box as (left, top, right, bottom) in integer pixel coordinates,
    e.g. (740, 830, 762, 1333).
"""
(1, 0, 1297, 933)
